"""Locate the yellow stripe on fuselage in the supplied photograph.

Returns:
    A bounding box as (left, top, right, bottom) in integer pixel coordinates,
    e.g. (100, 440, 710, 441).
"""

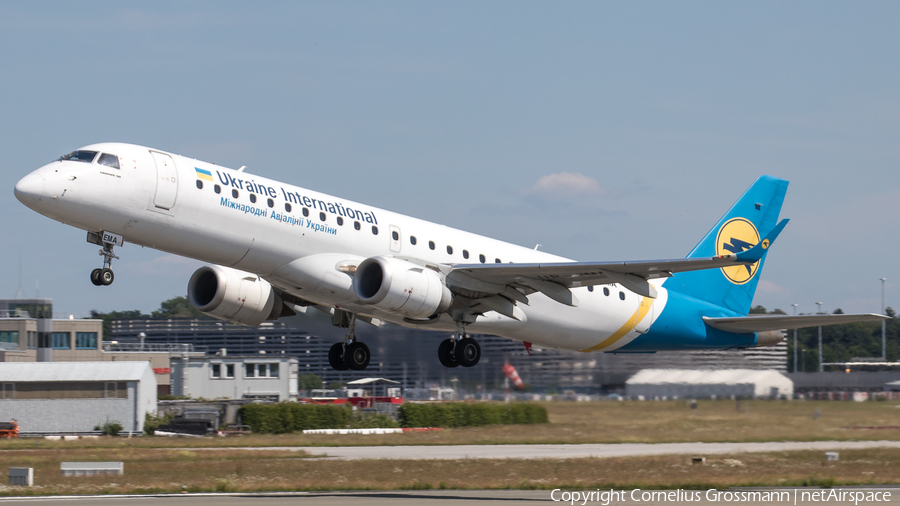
(579, 296, 653, 352)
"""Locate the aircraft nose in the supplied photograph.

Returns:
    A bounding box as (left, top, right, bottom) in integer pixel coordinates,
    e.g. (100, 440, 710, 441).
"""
(14, 172, 44, 207)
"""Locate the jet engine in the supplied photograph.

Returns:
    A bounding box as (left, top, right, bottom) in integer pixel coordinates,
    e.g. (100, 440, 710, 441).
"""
(188, 265, 288, 326)
(353, 256, 452, 319)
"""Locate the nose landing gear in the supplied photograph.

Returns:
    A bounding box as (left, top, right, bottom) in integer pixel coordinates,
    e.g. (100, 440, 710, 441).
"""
(90, 267, 114, 286)
(87, 231, 121, 286)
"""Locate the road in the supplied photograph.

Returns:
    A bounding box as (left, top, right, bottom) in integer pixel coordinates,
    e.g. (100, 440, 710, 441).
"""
(196, 440, 900, 460)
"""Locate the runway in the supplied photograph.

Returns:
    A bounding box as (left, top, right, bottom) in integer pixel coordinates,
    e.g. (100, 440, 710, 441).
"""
(1, 489, 899, 506)
(208, 439, 900, 460)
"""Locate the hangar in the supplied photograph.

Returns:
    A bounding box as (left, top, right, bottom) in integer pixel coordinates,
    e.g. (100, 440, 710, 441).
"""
(0, 361, 157, 434)
(625, 369, 793, 399)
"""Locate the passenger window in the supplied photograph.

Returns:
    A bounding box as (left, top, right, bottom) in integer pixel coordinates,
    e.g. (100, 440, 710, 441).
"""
(447, 245, 453, 255)
(60, 150, 98, 163)
(214, 185, 221, 194)
(249, 194, 257, 203)
(97, 153, 119, 169)
(354, 221, 361, 230)
(463, 250, 469, 259)
(232, 189, 239, 199)
(284, 203, 292, 212)
(587, 286, 593, 292)
(410, 236, 417, 245)
(337, 216, 344, 226)
(372, 226, 378, 235)
(619, 291, 625, 300)
(603, 287, 610, 296)
(195, 180, 203, 190)
(392, 231, 399, 241)
(495, 258, 501, 263)
(429, 241, 435, 250)
(319, 212, 326, 221)
(302, 208, 309, 217)
(267, 198, 274, 208)
(479, 254, 486, 263)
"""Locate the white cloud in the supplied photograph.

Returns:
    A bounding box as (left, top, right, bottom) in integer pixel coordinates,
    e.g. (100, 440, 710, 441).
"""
(756, 279, 784, 294)
(524, 172, 604, 199)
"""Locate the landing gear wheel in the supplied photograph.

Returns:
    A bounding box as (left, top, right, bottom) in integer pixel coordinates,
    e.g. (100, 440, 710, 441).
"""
(89, 233, 121, 287)
(438, 338, 459, 368)
(457, 337, 481, 367)
(100, 268, 115, 286)
(328, 342, 349, 371)
(346, 342, 371, 371)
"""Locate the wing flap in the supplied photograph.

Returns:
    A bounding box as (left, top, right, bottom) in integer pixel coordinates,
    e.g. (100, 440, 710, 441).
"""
(451, 219, 788, 299)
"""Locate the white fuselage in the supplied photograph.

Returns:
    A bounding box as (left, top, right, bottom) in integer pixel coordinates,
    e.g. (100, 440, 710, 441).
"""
(15, 143, 666, 352)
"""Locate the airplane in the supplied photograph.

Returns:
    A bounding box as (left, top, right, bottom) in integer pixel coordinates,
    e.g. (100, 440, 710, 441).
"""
(14, 143, 887, 370)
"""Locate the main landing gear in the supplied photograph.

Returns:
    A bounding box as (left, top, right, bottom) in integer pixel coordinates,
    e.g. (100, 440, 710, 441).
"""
(90, 235, 119, 286)
(438, 321, 481, 368)
(328, 312, 371, 371)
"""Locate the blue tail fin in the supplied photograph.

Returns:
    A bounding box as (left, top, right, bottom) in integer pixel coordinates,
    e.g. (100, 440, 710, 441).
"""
(667, 175, 789, 315)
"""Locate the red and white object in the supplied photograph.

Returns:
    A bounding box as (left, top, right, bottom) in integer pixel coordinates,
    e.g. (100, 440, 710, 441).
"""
(502, 363, 524, 389)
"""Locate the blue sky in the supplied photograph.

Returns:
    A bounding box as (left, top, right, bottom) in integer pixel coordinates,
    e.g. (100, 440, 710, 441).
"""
(1, 2, 898, 317)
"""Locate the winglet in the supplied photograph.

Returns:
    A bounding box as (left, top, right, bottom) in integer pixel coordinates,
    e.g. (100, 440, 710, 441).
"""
(734, 218, 789, 263)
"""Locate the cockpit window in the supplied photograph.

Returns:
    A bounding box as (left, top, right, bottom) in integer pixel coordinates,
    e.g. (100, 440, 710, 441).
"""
(59, 150, 98, 163)
(97, 153, 120, 169)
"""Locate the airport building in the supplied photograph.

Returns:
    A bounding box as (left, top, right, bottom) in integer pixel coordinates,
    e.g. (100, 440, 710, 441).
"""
(110, 315, 788, 393)
(0, 361, 157, 435)
(0, 298, 204, 396)
(170, 355, 299, 401)
(0, 298, 103, 362)
(625, 369, 794, 399)
(789, 371, 900, 398)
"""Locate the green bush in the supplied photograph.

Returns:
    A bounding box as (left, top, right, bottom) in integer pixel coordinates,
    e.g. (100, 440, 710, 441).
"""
(237, 403, 352, 434)
(143, 412, 174, 435)
(397, 402, 548, 428)
(349, 412, 399, 429)
(238, 401, 547, 433)
(94, 421, 124, 436)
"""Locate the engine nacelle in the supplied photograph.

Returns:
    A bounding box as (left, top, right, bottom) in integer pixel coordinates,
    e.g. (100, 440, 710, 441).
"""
(188, 265, 284, 326)
(353, 256, 452, 319)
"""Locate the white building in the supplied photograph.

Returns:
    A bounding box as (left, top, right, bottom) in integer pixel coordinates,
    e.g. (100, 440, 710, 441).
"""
(625, 369, 793, 399)
(0, 361, 157, 434)
(171, 356, 299, 401)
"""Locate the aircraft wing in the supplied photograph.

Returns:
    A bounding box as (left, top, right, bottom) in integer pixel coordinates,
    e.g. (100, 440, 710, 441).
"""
(703, 313, 890, 333)
(448, 219, 788, 305)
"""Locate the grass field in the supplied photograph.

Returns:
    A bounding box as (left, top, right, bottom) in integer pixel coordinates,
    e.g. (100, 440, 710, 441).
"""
(2, 399, 898, 450)
(1, 400, 899, 494)
(1, 448, 899, 495)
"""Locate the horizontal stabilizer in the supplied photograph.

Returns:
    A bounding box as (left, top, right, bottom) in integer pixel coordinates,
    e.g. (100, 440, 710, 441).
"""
(703, 313, 889, 333)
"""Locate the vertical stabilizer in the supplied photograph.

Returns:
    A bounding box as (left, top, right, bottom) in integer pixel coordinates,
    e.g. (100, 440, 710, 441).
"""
(667, 176, 788, 315)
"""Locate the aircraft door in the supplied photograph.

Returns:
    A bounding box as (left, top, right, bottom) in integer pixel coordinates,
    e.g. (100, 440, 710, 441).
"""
(389, 225, 401, 253)
(634, 298, 654, 334)
(150, 151, 178, 210)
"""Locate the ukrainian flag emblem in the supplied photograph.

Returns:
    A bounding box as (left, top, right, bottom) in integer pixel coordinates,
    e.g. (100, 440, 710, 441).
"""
(195, 168, 213, 181)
